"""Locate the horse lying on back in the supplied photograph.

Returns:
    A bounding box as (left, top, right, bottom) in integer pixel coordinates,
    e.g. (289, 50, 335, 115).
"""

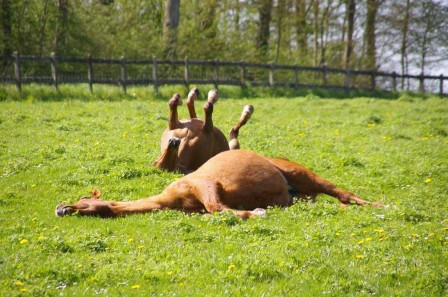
(153, 88, 253, 173)
(56, 150, 384, 219)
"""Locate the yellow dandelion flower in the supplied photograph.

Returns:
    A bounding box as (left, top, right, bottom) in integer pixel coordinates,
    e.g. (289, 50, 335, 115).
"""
(228, 264, 236, 270)
(374, 229, 384, 233)
(131, 285, 140, 289)
(20, 288, 28, 293)
(357, 239, 364, 245)
(127, 238, 134, 243)
(367, 123, 375, 128)
(15, 281, 24, 286)
(365, 237, 372, 242)
(356, 255, 364, 259)
(137, 245, 144, 249)
(20, 239, 28, 245)
(424, 178, 432, 183)
(136, 267, 142, 271)
(166, 271, 173, 275)
(335, 232, 341, 236)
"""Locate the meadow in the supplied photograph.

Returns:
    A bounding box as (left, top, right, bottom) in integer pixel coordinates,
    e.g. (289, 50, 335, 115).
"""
(0, 85, 447, 296)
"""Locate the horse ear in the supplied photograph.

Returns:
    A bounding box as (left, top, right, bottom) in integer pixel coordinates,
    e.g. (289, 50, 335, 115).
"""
(92, 188, 101, 199)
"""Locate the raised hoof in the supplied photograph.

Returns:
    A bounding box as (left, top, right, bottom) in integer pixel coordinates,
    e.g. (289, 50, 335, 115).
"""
(251, 208, 267, 217)
(168, 137, 181, 149)
(188, 87, 200, 101)
(169, 93, 183, 107)
(207, 90, 219, 104)
(243, 105, 254, 117)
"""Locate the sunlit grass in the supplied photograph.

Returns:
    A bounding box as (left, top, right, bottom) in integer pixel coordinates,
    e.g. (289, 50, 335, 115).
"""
(0, 88, 447, 296)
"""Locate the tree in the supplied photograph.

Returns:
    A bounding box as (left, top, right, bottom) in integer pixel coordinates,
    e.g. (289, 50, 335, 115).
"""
(409, 0, 448, 91)
(365, 0, 380, 70)
(255, 0, 273, 57)
(1, 0, 12, 59)
(274, 0, 286, 62)
(54, 0, 69, 53)
(163, 0, 180, 59)
(400, 0, 411, 88)
(295, 0, 308, 60)
(343, 0, 355, 69)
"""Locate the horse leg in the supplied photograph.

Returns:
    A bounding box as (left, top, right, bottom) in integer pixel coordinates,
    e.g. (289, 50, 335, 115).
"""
(153, 137, 181, 172)
(189, 178, 267, 219)
(186, 87, 199, 119)
(268, 157, 381, 206)
(229, 105, 254, 150)
(168, 93, 182, 130)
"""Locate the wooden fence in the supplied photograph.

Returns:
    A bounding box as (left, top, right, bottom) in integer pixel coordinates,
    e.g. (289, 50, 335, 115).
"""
(0, 51, 446, 96)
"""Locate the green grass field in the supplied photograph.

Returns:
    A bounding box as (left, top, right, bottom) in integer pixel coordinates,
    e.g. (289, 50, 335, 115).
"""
(0, 85, 447, 296)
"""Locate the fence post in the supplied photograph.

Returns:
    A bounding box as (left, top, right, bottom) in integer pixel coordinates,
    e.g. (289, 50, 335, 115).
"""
(439, 74, 444, 96)
(13, 51, 22, 94)
(51, 52, 58, 91)
(152, 56, 158, 95)
(392, 71, 397, 92)
(239, 62, 245, 86)
(294, 64, 299, 88)
(419, 72, 425, 93)
(344, 68, 350, 91)
(87, 54, 94, 93)
(322, 64, 327, 86)
(214, 59, 219, 89)
(120, 56, 127, 93)
(184, 56, 189, 86)
(370, 72, 376, 91)
(269, 62, 274, 87)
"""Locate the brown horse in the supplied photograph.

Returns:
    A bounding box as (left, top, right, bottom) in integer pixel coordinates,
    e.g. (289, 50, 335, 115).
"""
(153, 88, 254, 173)
(56, 150, 383, 219)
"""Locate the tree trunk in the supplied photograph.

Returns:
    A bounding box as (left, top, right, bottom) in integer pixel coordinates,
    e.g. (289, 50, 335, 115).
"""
(295, 0, 307, 59)
(343, 0, 356, 69)
(39, 0, 50, 55)
(275, 0, 286, 63)
(400, 0, 410, 89)
(54, 0, 69, 53)
(255, 0, 273, 57)
(163, 0, 180, 59)
(312, 0, 319, 67)
(1, 0, 12, 59)
(365, 0, 379, 71)
(234, 0, 240, 32)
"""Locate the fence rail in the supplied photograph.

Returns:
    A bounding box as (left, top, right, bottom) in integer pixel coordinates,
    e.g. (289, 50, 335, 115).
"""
(1, 52, 446, 96)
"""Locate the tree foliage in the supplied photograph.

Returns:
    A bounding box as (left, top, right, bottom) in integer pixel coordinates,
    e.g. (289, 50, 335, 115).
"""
(0, 0, 447, 74)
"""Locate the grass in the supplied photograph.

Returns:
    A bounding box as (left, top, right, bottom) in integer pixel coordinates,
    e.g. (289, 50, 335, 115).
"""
(0, 85, 447, 296)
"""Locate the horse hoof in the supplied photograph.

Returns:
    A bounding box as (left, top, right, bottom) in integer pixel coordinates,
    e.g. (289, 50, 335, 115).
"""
(251, 208, 267, 217)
